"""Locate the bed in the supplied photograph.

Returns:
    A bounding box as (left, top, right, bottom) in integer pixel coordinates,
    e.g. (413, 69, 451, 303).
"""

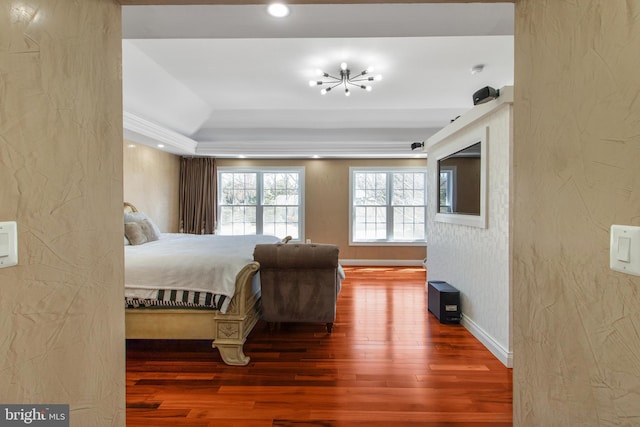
(123, 202, 287, 366)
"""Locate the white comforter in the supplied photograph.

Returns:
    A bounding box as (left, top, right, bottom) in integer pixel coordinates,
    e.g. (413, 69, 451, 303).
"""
(125, 233, 282, 304)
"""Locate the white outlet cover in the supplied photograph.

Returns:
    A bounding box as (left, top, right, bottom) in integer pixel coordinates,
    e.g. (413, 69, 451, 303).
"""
(610, 224, 640, 277)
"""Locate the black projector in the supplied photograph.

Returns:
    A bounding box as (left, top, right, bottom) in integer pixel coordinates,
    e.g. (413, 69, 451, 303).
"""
(473, 86, 499, 105)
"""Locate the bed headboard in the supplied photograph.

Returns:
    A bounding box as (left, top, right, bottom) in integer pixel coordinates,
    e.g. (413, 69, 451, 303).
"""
(124, 202, 138, 214)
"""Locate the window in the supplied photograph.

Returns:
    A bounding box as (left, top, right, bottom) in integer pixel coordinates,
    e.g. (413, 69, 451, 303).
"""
(217, 167, 304, 240)
(439, 167, 456, 213)
(350, 168, 426, 245)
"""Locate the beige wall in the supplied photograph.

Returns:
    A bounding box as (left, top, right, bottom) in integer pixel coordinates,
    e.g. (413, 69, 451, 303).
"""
(514, 1, 640, 425)
(217, 158, 427, 262)
(0, 1, 125, 425)
(121, 148, 425, 261)
(123, 141, 180, 232)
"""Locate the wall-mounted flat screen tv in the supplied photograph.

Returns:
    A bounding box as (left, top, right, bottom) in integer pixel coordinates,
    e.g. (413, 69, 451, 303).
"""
(437, 142, 481, 216)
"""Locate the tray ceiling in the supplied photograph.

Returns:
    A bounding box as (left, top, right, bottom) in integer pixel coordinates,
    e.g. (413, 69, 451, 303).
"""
(122, 3, 514, 158)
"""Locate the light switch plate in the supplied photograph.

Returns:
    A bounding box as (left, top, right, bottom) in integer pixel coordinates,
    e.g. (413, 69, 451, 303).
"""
(0, 233, 8, 257)
(0, 221, 18, 268)
(610, 225, 640, 277)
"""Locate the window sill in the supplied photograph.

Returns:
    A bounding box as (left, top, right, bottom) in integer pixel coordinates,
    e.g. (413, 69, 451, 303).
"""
(350, 241, 427, 247)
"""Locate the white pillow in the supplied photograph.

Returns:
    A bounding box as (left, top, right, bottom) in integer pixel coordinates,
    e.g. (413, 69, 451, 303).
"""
(124, 219, 159, 245)
(124, 211, 162, 236)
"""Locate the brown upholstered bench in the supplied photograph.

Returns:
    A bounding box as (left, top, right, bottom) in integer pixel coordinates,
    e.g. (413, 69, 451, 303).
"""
(253, 243, 341, 333)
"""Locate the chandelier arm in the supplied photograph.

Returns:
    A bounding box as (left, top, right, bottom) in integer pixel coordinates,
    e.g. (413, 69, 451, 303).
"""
(348, 77, 372, 83)
(346, 80, 367, 88)
(324, 73, 342, 81)
(318, 77, 341, 85)
(320, 81, 343, 93)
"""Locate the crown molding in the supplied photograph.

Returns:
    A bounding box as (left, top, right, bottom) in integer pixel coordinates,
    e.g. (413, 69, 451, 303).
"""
(123, 111, 197, 155)
(196, 139, 429, 158)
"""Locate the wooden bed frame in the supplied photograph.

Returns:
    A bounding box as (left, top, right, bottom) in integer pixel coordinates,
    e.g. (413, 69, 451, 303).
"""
(125, 263, 261, 366)
(123, 202, 266, 366)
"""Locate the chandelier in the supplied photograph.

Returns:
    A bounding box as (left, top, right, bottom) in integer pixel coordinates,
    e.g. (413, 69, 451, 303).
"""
(308, 62, 382, 96)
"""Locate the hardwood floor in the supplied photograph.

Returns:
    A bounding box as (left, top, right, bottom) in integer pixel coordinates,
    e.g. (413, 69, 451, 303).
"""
(126, 266, 512, 426)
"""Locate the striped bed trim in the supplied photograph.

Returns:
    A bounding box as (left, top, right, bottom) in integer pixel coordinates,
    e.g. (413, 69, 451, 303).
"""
(125, 290, 227, 310)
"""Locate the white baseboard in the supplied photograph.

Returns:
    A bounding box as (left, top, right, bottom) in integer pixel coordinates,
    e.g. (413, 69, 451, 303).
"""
(461, 314, 513, 368)
(340, 259, 425, 267)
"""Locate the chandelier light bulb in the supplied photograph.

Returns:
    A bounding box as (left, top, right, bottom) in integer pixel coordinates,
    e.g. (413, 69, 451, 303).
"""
(365, 86, 372, 92)
(309, 81, 317, 87)
(340, 62, 348, 71)
(374, 74, 383, 81)
(345, 88, 350, 96)
(366, 66, 375, 73)
(315, 69, 324, 76)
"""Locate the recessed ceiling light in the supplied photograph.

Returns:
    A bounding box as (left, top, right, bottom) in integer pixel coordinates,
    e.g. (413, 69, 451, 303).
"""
(157, 144, 165, 148)
(267, 3, 290, 18)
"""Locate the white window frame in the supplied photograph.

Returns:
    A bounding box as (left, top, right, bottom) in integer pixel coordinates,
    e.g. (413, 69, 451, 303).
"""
(349, 167, 427, 246)
(439, 166, 456, 213)
(217, 167, 305, 241)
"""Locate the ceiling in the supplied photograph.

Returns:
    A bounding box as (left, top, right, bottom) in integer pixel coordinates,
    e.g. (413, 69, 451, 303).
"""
(122, 3, 514, 158)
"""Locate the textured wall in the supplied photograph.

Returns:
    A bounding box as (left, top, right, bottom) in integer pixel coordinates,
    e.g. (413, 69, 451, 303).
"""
(0, 1, 125, 425)
(426, 104, 512, 365)
(216, 158, 428, 262)
(123, 141, 180, 232)
(513, 1, 640, 424)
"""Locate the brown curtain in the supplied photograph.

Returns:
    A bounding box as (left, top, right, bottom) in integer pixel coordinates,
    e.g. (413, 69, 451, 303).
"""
(179, 157, 217, 234)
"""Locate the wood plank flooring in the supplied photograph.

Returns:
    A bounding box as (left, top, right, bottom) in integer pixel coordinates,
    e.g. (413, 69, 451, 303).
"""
(126, 266, 512, 426)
